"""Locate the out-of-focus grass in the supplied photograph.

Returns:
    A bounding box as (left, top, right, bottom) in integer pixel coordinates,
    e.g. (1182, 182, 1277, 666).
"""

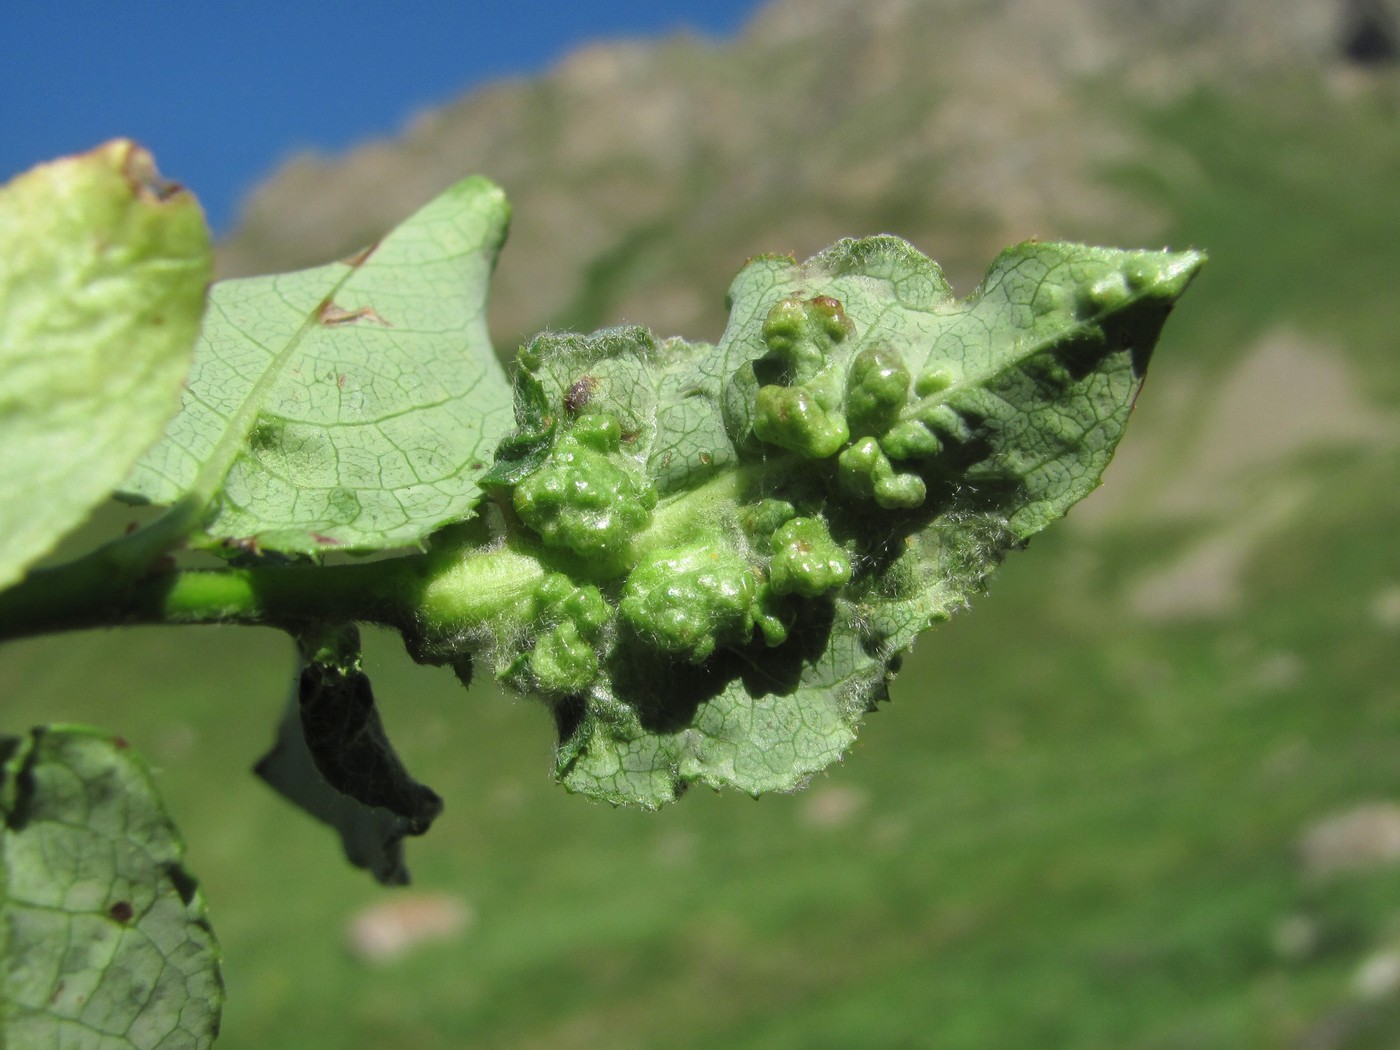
(3, 73, 1399, 1049)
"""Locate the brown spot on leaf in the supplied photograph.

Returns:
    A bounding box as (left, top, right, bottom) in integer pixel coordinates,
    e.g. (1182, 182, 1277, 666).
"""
(118, 142, 184, 203)
(341, 242, 381, 268)
(318, 300, 392, 327)
(563, 375, 599, 414)
(808, 295, 855, 338)
(311, 533, 341, 546)
(108, 901, 134, 923)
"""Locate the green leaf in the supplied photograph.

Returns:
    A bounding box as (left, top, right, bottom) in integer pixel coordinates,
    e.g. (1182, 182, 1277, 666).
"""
(0, 726, 222, 1048)
(121, 176, 513, 555)
(489, 237, 1203, 806)
(254, 628, 442, 885)
(0, 141, 211, 589)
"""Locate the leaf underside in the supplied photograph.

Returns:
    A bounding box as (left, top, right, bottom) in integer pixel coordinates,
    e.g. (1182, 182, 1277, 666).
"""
(512, 237, 1202, 806)
(121, 176, 514, 556)
(0, 726, 222, 1049)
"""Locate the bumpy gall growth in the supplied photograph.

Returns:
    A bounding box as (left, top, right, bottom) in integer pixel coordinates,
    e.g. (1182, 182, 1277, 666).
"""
(751, 296, 858, 459)
(753, 385, 849, 459)
(514, 573, 612, 695)
(511, 412, 656, 561)
(767, 517, 852, 598)
(845, 344, 911, 437)
(619, 542, 759, 662)
(837, 437, 927, 509)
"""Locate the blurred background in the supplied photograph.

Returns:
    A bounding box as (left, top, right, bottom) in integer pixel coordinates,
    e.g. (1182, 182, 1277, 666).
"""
(4, 0, 1400, 1046)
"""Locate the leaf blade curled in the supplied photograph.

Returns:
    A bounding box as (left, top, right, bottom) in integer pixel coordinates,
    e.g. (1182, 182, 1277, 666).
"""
(254, 627, 442, 885)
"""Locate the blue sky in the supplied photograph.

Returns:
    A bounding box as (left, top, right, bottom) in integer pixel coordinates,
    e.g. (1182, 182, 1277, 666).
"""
(2, 2, 765, 232)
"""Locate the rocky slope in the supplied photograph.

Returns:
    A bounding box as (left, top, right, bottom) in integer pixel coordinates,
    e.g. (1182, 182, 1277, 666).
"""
(215, 0, 1393, 349)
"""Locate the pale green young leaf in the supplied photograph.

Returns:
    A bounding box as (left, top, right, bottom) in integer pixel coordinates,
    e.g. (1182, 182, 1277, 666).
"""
(121, 177, 513, 555)
(0, 726, 222, 1048)
(0, 141, 211, 589)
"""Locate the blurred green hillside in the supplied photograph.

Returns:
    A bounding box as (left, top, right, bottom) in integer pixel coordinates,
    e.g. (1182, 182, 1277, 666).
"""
(4, 0, 1400, 1046)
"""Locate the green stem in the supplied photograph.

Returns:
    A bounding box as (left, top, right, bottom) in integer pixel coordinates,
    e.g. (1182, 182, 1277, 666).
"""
(0, 551, 407, 642)
(0, 533, 561, 647)
(0, 458, 782, 647)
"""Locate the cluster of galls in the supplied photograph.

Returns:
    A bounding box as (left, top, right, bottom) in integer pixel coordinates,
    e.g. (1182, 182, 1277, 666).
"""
(498, 291, 955, 698)
(505, 501, 856, 697)
(510, 412, 655, 566)
(501, 412, 858, 693)
(750, 294, 969, 510)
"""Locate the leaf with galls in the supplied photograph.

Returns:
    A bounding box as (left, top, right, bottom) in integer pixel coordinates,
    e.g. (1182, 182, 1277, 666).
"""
(470, 236, 1203, 806)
